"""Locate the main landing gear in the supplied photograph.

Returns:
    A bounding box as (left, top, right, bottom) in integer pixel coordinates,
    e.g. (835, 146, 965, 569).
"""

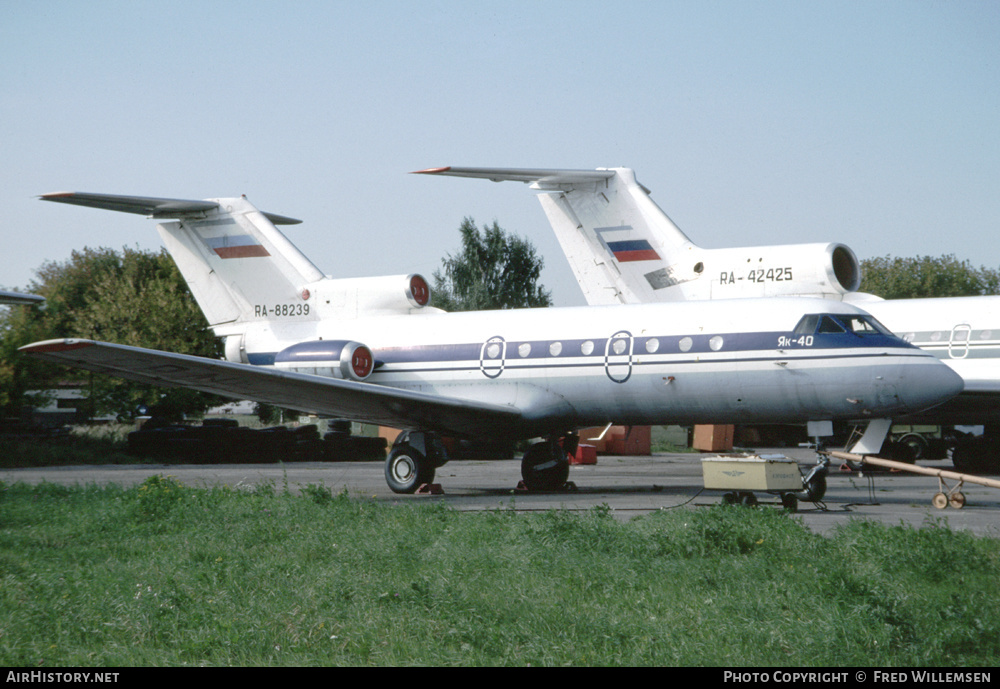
(385, 432, 579, 494)
(385, 431, 449, 494)
(520, 436, 576, 492)
(950, 427, 1000, 475)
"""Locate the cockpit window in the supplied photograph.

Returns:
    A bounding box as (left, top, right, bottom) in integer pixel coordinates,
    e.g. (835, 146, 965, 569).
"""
(836, 315, 892, 335)
(818, 316, 846, 334)
(793, 313, 893, 336)
(793, 315, 819, 334)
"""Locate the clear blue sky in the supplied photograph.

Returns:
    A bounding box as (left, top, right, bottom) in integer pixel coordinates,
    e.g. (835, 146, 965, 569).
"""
(3, 0, 998, 306)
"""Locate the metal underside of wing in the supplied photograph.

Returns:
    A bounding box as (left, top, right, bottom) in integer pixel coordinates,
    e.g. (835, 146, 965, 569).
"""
(20, 339, 524, 437)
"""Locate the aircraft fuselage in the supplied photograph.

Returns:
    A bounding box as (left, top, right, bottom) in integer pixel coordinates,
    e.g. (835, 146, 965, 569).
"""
(243, 298, 962, 439)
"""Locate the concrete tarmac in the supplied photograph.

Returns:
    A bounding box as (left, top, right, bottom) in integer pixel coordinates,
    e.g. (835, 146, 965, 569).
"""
(3, 447, 999, 536)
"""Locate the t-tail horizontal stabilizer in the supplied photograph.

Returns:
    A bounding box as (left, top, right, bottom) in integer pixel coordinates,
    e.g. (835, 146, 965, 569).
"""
(39, 192, 302, 226)
(0, 290, 44, 306)
(413, 167, 616, 188)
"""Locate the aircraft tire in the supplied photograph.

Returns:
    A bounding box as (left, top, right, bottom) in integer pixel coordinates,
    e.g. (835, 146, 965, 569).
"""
(951, 438, 998, 474)
(385, 445, 435, 494)
(520, 441, 570, 491)
(880, 440, 916, 464)
(897, 433, 928, 460)
(803, 474, 827, 503)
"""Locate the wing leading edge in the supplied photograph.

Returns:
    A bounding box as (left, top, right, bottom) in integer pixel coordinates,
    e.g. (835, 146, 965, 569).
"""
(19, 339, 523, 437)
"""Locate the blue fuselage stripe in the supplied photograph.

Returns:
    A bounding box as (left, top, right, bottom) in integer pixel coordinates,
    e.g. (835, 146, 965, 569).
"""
(248, 330, 916, 370)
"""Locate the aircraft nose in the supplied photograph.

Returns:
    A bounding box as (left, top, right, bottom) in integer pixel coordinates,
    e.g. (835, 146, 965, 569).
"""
(899, 360, 965, 413)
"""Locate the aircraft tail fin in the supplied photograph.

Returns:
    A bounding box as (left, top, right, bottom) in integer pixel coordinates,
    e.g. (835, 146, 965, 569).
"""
(415, 167, 862, 304)
(40, 192, 323, 330)
(413, 167, 700, 304)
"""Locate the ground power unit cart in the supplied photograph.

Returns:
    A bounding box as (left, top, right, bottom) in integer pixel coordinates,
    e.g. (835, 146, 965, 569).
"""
(701, 454, 828, 512)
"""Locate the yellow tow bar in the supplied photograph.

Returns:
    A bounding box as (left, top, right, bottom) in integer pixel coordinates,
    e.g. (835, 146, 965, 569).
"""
(822, 450, 1000, 510)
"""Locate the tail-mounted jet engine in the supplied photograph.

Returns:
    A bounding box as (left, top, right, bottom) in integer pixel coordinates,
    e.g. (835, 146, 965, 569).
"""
(273, 340, 375, 381)
(696, 242, 860, 300)
(302, 273, 433, 318)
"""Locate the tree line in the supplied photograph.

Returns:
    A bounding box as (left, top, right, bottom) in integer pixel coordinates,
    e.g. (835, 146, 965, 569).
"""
(1, 216, 997, 420)
(858, 254, 1000, 299)
(0, 247, 221, 420)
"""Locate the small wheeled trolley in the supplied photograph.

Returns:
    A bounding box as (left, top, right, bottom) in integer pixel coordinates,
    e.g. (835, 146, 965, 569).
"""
(701, 454, 825, 512)
(823, 449, 1000, 510)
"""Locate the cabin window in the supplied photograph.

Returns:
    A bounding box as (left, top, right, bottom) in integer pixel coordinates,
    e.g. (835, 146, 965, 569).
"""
(549, 341, 563, 356)
(581, 340, 595, 355)
(518, 343, 531, 358)
(709, 335, 724, 351)
(679, 336, 693, 352)
(645, 338, 660, 354)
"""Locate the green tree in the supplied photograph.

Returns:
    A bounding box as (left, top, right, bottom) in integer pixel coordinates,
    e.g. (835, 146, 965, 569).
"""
(431, 217, 553, 311)
(0, 246, 222, 420)
(859, 254, 1000, 300)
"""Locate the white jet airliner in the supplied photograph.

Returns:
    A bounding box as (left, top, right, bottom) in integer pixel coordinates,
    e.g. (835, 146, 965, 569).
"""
(25, 191, 963, 492)
(415, 167, 1000, 470)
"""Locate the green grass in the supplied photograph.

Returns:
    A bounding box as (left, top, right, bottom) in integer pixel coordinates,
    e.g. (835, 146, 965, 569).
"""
(1, 478, 998, 666)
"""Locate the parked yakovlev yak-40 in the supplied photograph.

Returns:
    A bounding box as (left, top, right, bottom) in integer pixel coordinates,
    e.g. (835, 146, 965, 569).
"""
(25, 188, 963, 492)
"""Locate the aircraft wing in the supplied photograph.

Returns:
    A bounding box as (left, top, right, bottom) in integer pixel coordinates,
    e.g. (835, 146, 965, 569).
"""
(412, 166, 615, 190)
(39, 191, 302, 226)
(0, 290, 44, 306)
(19, 339, 524, 436)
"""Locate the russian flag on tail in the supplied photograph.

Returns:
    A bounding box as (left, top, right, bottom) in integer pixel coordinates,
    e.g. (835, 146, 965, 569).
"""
(606, 239, 660, 263)
(204, 234, 271, 259)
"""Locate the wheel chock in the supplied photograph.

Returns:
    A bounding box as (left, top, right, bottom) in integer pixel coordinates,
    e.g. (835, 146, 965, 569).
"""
(514, 480, 577, 493)
(415, 483, 444, 495)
